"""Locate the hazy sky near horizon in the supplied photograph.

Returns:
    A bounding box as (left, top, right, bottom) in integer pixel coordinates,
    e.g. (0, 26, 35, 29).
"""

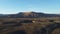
(0, 0, 60, 14)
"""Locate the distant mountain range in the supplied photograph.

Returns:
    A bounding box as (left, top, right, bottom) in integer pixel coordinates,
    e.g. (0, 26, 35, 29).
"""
(0, 12, 60, 18)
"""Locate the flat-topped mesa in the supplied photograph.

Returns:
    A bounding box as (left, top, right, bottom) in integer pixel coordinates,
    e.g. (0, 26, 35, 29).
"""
(16, 11, 45, 17)
(0, 11, 60, 18)
(17, 11, 36, 15)
(20, 11, 36, 14)
(21, 11, 36, 16)
(23, 12, 32, 14)
(21, 11, 44, 14)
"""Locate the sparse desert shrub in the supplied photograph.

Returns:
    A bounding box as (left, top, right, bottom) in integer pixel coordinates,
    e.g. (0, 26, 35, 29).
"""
(20, 20, 33, 23)
(2, 21, 17, 24)
(2, 21, 22, 27)
(48, 20, 54, 22)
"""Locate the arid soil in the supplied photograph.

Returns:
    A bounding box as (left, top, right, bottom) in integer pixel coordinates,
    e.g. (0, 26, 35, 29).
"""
(0, 18, 60, 34)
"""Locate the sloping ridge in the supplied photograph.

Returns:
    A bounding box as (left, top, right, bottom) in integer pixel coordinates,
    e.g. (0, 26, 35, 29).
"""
(0, 11, 60, 18)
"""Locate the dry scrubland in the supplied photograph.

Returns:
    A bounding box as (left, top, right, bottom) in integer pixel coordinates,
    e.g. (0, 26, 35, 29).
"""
(0, 18, 60, 34)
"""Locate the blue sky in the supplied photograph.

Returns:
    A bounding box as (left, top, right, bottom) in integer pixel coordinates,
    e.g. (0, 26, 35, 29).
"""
(0, 0, 60, 14)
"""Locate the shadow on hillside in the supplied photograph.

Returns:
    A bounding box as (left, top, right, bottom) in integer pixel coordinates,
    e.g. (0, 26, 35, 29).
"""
(7, 30, 26, 34)
(40, 23, 60, 34)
